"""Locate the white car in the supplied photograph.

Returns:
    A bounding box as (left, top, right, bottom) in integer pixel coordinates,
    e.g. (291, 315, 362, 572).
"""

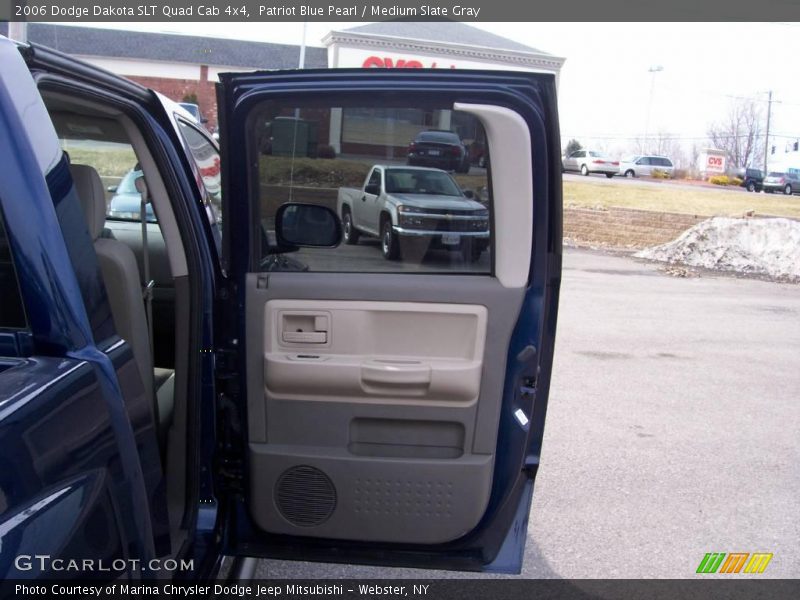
(618, 155, 674, 178)
(562, 149, 619, 178)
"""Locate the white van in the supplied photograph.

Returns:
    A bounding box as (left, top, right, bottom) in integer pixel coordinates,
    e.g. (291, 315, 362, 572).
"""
(618, 155, 674, 178)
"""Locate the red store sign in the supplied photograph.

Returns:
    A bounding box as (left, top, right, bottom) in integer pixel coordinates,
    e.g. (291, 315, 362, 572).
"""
(362, 56, 457, 69)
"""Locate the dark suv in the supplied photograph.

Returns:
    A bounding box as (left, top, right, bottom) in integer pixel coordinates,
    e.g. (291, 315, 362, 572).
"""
(734, 167, 764, 192)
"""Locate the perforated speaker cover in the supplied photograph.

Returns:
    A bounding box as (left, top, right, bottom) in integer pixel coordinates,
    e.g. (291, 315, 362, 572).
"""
(274, 465, 337, 527)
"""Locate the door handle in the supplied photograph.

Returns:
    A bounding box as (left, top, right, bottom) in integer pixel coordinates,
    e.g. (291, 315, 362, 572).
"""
(361, 195, 367, 201)
(282, 331, 326, 344)
(280, 313, 329, 344)
(361, 361, 431, 386)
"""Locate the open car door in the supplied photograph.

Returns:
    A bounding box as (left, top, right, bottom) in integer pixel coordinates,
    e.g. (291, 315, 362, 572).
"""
(216, 69, 562, 573)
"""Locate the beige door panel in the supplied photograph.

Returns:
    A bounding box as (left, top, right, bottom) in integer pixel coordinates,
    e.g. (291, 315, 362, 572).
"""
(247, 298, 496, 543)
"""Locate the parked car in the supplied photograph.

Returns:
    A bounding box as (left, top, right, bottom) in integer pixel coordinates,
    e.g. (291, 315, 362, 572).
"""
(407, 130, 471, 173)
(618, 155, 674, 178)
(106, 168, 157, 221)
(0, 35, 561, 580)
(733, 167, 764, 192)
(562, 149, 619, 178)
(763, 171, 800, 195)
(337, 165, 489, 261)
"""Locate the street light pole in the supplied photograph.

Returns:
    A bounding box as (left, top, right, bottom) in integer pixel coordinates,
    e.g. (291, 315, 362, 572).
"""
(644, 65, 664, 153)
(763, 90, 772, 175)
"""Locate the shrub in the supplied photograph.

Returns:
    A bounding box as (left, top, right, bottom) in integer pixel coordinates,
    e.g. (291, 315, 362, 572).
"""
(709, 175, 730, 186)
(651, 168, 671, 179)
(729, 177, 743, 187)
(317, 144, 336, 159)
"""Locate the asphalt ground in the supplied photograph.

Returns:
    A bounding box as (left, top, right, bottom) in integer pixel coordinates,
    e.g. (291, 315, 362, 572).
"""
(254, 248, 800, 579)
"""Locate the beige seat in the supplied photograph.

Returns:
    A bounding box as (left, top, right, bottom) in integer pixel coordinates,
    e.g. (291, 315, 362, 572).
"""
(71, 164, 173, 443)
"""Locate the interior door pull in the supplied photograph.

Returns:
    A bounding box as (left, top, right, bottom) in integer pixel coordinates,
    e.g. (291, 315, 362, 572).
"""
(282, 331, 327, 344)
(361, 362, 431, 386)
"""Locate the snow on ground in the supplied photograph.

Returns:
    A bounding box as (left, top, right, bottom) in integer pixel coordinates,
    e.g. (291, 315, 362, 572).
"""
(635, 217, 800, 281)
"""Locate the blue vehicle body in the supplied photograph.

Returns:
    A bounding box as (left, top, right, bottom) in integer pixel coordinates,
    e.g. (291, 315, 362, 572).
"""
(0, 46, 161, 577)
(0, 36, 221, 580)
(0, 35, 562, 580)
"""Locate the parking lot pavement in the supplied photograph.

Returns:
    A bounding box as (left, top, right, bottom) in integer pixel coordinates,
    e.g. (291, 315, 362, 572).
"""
(254, 248, 800, 579)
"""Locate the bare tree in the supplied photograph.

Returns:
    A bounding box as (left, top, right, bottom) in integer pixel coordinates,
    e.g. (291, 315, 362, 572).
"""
(707, 99, 764, 169)
(630, 131, 686, 166)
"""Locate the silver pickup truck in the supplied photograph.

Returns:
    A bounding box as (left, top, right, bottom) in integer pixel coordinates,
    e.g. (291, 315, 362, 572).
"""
(337, 165, 490, 261)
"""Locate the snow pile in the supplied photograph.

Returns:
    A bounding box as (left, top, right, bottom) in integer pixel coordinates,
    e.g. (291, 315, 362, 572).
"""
(635, 217, 800, 280)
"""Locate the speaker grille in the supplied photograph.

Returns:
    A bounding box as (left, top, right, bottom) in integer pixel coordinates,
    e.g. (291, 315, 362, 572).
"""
(275, 466, 336, 527)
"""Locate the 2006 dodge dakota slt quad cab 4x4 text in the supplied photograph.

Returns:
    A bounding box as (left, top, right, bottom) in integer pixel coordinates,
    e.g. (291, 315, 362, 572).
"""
(0, 34, 562, 580)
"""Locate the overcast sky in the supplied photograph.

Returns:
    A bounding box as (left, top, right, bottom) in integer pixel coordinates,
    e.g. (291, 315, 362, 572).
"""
(56, 21, 800, 162)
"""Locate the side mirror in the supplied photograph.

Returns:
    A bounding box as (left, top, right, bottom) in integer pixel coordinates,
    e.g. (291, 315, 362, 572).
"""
(463, 190, 475, 199)
(107, 185, 118, 193)
(275, 203, 342, 249)
(201, 117, 209, 124)
(365, 184, 380, 196)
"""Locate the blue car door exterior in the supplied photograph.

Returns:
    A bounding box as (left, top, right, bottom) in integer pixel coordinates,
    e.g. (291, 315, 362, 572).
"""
(0, 36, 168, 580)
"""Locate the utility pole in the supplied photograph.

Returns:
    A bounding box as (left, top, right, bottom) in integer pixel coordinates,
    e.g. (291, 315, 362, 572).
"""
(763, 90, 772, 174)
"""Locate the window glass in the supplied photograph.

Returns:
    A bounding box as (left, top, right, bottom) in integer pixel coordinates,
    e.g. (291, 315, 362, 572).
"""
(252, 102, 492, 274)
(638, 157, 651, 165)
(53, 115, 145, 222)
(175, 119, 222, 224)
(0, 210, 27, 329)
(366, 168, 381, 189)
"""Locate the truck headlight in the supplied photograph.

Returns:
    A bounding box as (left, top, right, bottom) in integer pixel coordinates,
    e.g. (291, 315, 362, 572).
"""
(399, 215, 428, 228)
(397, 205, 426, 214)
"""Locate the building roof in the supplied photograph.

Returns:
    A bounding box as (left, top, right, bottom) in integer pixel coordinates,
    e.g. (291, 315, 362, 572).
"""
(0, 23, 328, 69)
(343, 22, 548, 55)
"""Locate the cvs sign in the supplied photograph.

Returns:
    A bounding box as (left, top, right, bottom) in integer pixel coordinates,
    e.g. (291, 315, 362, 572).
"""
(362, 56, 457, 69)
(706, 155, 725, 173)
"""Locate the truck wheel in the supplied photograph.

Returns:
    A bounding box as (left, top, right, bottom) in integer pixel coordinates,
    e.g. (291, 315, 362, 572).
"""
(580, 165, 589, 176)
(342, 208, 359, 245)
(785, 184, 793, 195)
(625, 170, 635, 178)
(605, 173, 615, 179)
(381, 218, 400, 260)
(746, 181, 756, 192)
